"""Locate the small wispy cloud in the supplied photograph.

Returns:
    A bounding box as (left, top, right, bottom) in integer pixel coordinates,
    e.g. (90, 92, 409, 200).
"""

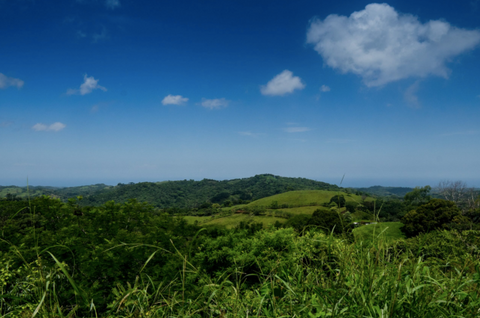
(32, 122, 66, 132)
(327, 138, 355, 143)
(287, 138, 307, 143)
(260, 70, 305, 96)
(404, 81, 421, 108)
(201, 98, 230, 110)
(440, 130, 478, 136)
(284, 127, 311, 133)
(92, 27, 108, 43)
(67, 74, 107, 96)
(0, 121, 13, 128)
(239, 131, 263, 137)
(77, 30, 87, 38)
(0, 73, 24, 89)
(105, 0, 120, 9)
(162, 94, 189, 105)
(320, 85, 331, 92)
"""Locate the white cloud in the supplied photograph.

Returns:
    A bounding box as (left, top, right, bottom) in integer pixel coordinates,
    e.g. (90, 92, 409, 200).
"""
(162, 94, 189, 105)
(404, 81, 421, 107)
(260, 70, 305, 96)
(32, 122, 66, 132)
(320, 85, 331, 92)
(201, 98, 229, 110)
(284, 127, 311, 133)
(307, 3, 480, 87)
(67, 74, 107, 95)
(0, 73, 24, 89)
(105, 0, 120, 9)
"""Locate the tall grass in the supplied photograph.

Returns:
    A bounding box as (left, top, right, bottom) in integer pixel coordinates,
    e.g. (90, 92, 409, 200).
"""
(1, 195, 479, 317)
(104, 231, 480, 318)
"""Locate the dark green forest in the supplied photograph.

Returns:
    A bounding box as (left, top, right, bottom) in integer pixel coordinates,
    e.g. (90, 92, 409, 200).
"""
(1, 174, 342, 209)
(1, 181, 480, 317)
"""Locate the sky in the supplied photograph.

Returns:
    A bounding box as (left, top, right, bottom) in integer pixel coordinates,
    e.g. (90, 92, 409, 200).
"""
(1, 0, 480, 188)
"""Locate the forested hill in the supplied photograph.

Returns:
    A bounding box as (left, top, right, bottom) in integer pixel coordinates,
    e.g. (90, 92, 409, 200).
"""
(80, 174, 340, 208)
(0, 183, 112, 201)
(354, 186, 415, 197)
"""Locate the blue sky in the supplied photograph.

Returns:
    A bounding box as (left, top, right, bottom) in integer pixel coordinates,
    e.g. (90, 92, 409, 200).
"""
(1, 0, 480, 187)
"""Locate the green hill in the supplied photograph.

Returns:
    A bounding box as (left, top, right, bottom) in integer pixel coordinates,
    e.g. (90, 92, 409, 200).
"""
(191, 189, 372, 229)
(79, 174, 340, 208)
(0, 184, 111, 201)
(354, 186, 414, 197)
(247, 190, 365, 208)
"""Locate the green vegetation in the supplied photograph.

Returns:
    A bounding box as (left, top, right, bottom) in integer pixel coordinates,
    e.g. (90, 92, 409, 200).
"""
(0, 184, 111, 201)
(247, 190, 363, 208)
(353, 222, 405, 243)
(353, 186, 414, 197)
(1, 181, 480, 317)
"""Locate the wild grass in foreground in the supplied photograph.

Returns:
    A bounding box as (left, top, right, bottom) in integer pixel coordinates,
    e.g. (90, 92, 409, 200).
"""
(1, 197, 479, 317)
(2, 230, 480, 317)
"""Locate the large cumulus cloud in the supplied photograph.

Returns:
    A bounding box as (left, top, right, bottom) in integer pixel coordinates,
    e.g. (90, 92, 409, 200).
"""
(307, 3, 480, 86)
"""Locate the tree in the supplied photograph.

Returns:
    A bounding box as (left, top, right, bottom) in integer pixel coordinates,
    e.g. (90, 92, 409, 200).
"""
(404, 186, 431, 206)
(309, 208, 351, 235)
(329, 195, 346, 208)
(436, 180, 480, 213)
(401, 199, 462, 237)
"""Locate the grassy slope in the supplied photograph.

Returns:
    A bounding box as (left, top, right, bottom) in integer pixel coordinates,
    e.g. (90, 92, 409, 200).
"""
(195, 190, 374, 229)
(353, 222, 405, 243)
(247, 190, 365, 207)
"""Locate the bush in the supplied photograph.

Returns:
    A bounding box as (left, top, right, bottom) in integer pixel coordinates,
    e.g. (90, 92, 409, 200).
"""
(402, 199, 462, 237)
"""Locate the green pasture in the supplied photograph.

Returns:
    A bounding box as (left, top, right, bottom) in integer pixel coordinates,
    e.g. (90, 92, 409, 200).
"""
(182, 215, 213, 224)
(248, 190, 366, 207)
(353, 222, 405, 243)
(202, 214, 286, 229)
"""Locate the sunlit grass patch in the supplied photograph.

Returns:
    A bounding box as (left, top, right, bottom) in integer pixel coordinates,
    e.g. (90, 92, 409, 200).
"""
(353, 221, 405, 243)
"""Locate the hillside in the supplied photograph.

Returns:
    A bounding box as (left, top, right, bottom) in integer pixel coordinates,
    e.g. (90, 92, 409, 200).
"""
(0, 175, 339, 207)
(80, 174, 341, 208)
(189, 189, 375, 229)
(354, 186, 414, 197)
(0, 184, 112, 201)
(247, 190, 365, 207)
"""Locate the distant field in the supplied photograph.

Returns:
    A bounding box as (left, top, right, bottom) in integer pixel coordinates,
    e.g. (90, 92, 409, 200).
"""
(183, 216, 213, 224)
(266, 206, 329, 215)
(201, 214, 286, 229)
(353, 222, 405, 243)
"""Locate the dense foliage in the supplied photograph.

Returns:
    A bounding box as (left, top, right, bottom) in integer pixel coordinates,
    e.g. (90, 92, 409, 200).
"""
(1, 175, 341, 209)
(1, 195, 480, 317)
(80, 174, 341, 208)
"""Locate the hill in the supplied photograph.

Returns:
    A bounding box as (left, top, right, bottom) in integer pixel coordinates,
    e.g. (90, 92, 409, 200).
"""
(0, 184, 111, 201)
(354, 186, 414, 197)
(189, 189, 374, 229)
(0, 175, 339, 207)
(79, 174, 341, 208)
